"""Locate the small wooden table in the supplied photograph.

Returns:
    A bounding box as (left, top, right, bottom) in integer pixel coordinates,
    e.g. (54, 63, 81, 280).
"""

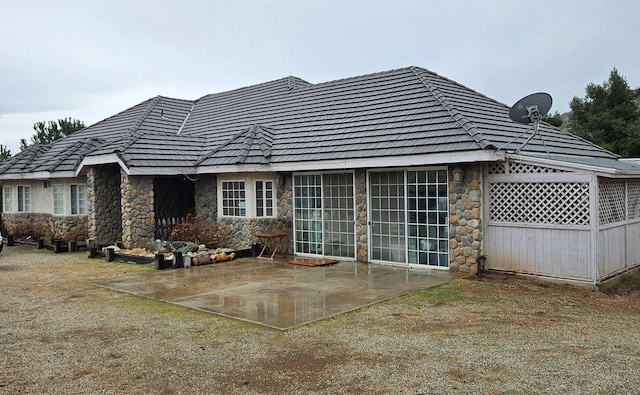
(255, 232, 288, 260)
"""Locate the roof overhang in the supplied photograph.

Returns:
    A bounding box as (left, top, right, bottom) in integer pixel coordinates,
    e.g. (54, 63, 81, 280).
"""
(75, 154, 130, 176)
(0, 170, 77, 180)
(508, 153, 640, 177)
(195, 150, 505, 174)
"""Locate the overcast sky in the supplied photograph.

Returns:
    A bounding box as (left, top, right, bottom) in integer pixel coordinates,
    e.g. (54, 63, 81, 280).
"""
(1, 0, 639, 154)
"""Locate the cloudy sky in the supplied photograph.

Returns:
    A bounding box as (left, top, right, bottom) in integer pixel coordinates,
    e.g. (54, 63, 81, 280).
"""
(1, 0, 638, 154)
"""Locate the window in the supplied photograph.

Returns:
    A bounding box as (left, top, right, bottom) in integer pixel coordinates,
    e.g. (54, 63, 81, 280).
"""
(17, 185, 31, 212)
(219, 176, 278, 217)
(3, 186, 11, 212)
(43, 180, 52, 189)
(70, 184, 86, 215)
(222, 181, 246, 216)
(53, 184, 64, 215)
(255, 180, 274, 217)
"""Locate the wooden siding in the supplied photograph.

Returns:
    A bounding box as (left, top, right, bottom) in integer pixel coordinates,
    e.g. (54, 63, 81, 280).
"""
(597, 220, 640, 280)
(485, 225, 593, 281)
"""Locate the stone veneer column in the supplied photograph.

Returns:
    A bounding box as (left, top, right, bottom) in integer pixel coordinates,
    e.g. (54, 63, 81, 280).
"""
(194, 174, 217, 222)
(120, 169, 155, 249)
(354, 169, 368, 262)
(87, 165, 123, 244)
(449, 163, 483, 273)
(86, 167, 98, 240)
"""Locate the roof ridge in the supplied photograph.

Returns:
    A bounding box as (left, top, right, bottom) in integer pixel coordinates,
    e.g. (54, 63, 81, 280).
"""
(72, 138, 104, 169)
(236, 125, 274, 164)
(130, 95, 161, 132)
(410, 67, 494, 150)
(196, 76, 313, 102)
(45, 140, 83, 171)
(255, 125, 273, 158)
(114, 96, 162, 154)
(18, 145, 50, 171)
(196, 124, 274, 165)
(195, 129, 245, 165)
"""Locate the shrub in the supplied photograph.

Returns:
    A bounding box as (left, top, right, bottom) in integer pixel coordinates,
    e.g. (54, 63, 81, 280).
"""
(169, 214, 220, 247)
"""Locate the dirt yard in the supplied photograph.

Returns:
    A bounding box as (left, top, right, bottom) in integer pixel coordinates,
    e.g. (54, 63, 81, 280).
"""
(1, 246, 639, 394)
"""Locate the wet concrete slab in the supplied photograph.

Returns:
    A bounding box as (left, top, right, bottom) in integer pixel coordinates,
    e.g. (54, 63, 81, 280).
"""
(95, 258, 451, 329)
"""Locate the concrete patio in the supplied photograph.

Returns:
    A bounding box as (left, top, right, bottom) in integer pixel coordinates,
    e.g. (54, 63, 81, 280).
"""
(95, 257, 451, 329)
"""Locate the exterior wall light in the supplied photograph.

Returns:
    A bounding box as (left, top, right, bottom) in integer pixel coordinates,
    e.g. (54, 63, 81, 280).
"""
(452, 167, 464, 186)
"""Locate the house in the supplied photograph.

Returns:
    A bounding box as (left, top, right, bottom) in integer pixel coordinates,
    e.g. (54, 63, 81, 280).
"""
(2, 66, 640, 287)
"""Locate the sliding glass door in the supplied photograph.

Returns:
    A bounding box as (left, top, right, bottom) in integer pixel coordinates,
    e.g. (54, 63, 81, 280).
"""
(369, 169, 449, 268)
(293, 173, 355, 258)
(369, 171, 406, 263)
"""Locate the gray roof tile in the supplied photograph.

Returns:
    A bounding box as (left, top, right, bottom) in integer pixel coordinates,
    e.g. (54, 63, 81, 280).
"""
(0, 66, 619, 178)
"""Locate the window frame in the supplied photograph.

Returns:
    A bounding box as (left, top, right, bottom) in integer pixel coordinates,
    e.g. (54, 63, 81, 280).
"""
(255, 179, 276, 218)
(221, 180, 247, 217)
(53, 184, 64, 215)
(17, 185, 31, 213)
(218, 174, 278, 218)
(3, 186, 12, 212)
(70, 184, 86, 215)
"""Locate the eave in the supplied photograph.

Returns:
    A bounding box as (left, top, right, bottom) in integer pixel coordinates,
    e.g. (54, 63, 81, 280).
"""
(195, 150, 505, 174)
(507, 153, 640, 177)
(0, 171, 78, 180)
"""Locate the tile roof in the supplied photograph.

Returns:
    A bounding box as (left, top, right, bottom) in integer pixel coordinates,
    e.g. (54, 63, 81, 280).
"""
(0, 66, 619, 178)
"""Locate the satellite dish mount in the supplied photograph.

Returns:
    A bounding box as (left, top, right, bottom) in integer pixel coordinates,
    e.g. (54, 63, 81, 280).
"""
(496, 92, 553, 157)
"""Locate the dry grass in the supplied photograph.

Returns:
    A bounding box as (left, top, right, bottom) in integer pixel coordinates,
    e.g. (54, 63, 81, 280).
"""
(1, 246, 639, 394)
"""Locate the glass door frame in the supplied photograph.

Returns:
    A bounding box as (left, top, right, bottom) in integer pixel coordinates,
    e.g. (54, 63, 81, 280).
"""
(292, 171, 357, 259)
(367, 167, 450, 269)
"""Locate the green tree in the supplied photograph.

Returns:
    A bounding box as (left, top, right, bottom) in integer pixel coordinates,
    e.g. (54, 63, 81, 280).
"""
(20, 118, 85, 151)
(0, 144, 11, 160)
(569, 68, 640, 157)
(542, 111, 564, 127)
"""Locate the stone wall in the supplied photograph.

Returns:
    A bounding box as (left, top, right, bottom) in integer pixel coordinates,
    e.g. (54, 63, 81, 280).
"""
(194, 174, 217, 222)
(354, 169, 368, 262)
(214, 173, 293, 251)
(87, 165, 122, 245)
(449, 163, 483, 273)
(120, 170, 155, 249)
(2, 212, 88, 241)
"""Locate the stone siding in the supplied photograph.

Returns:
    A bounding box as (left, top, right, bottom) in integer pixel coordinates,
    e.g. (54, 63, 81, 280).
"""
(2, 212, 88, 241)
(87, 165, 122, 245)
(449, 163, 483, 273)
(216, 173, 293, 251)
(120, 170, 155, 249)
(354, 169, 368, 262)
(194, 174, 217, 222)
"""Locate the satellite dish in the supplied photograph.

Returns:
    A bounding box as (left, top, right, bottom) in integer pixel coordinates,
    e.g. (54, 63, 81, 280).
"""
(509, 92, 552, 124)
(497, 92, 553, 157)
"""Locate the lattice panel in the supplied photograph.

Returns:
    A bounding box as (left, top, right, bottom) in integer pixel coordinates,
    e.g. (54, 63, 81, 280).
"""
(507, 162, 568, 174)
(628, 181, 640, 220)
(488, 161, 568, 175)
(490, 182, 590, 225)
(488, 162, 505, 174)
(599, 180, 626, 225)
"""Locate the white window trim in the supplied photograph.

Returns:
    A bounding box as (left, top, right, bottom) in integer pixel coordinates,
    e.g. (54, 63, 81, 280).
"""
(17, 185, 31, 213)
(3, 186, 12, 212)
(70, 183, 87, 215)
(255, 179, 276, 218)
(217, 174, 277, 218)
(220, 180, 246, 217)
(53, 184, 64, 215)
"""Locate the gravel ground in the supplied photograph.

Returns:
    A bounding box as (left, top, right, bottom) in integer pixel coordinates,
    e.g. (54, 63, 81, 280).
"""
(1, 246, 639, 394)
